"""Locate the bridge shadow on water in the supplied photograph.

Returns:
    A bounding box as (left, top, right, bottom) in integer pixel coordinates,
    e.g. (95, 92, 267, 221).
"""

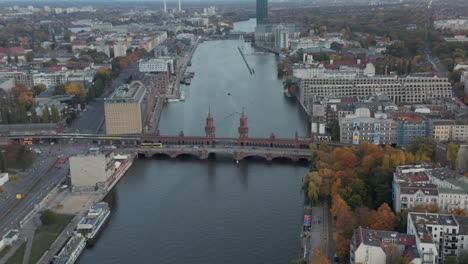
(138, 152, 310, 166)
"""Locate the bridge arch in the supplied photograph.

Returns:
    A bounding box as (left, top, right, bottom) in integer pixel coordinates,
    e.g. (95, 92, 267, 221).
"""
(151, 153, 171, 159)
(175, 153, 201, 160)
(239, 154, 269, 161)
(271, 156, 295, 163)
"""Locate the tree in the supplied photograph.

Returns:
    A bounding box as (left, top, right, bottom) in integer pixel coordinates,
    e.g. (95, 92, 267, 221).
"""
(1, 106, 9, 124)
(331, 123, 340, 141)
(25, 51, 34, 62)
(331, 194, 351, 216)
(369, 203, 398, 231)
(17, 104, 28, 123)
(65, 83, 87, 104)
(32, 84, 47, 96)
(17, 91, 35, 110)
(42, 106, 50, 123)
(40, 209, 58, 225)
(9, 175, 19, 181)
(54, 83, 66, 95)
(50, 104, 60, 123)
(311, 248, 331, 264)
(30, 107, 38, 123)
(448, 143, 459, 170)
(408, 137, 434, 160)
(452, 208, 468, 216)
(336, 209, 359, 231)
(291, 259, 307, 264)
(0, 151, 5, 172)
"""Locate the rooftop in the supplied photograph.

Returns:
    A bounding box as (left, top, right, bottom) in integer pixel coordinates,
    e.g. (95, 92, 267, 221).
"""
(106, 81, 146, 104)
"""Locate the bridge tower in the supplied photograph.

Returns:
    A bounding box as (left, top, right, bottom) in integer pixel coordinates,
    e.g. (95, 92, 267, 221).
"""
(205, 110, 216, 137)
(238, 110, 249, 138)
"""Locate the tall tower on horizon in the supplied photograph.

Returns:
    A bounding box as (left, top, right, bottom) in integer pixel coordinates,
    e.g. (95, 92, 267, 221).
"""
(256, 0, 268, 25)
(178, 0, 181, 11)
(163, 0, 167, 13)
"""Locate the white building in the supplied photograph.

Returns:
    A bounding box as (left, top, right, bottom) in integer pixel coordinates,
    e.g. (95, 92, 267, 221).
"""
(96, 44, 110, 57)
(0, 173, 8, 186)
(203, 6, 216, 16)
(350, 227, 421, 264)
(139, 58, 174, 74)
(299, 76, 452, 107)
(33, 71, 69, 88)
(113, 42, 127, 57)
(274, 24, 289, 52)
(434, 19, 468, 31)
(393, 164, 468, 213)
(407, 212, 468, 264)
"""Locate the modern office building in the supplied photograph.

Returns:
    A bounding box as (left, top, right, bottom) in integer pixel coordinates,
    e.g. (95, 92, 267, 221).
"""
(256, 0, 268, 25)
(104, 81, 148, 135)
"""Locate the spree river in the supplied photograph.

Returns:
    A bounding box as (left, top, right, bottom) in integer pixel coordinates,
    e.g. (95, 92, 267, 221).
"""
(79, 19, 310, 264)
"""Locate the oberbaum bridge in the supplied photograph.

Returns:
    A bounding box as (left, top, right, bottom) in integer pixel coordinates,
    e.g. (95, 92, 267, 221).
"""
(5, 112, 350, 163)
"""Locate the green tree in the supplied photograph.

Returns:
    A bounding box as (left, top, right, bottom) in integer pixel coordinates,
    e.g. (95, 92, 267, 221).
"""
(17, 104, 28, 123)
(15, 145, 31, 171)
(50, 104, 60, 123)
(40, 209, 58, 226)
(30, 107, 38, 123)
(25, 51, 34, 62)
(14, 54, 18, 63)
(409, 137, 434, 160)
(32, 84, 47, 96)
(448, 143, 459, 170)
(42, 107, 50, 123)
(1, 107, 9, 124)
(54, 83, 66, 95)
(331, 123, 340, 141)
(0, 151, 5, 172)
(7, 55, 11, 63)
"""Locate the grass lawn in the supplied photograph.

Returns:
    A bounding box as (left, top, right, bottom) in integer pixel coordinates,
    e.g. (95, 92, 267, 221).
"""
(0, 245, 11, 259)
(5, 243, 25, 264)
(29, 214, 74, 264)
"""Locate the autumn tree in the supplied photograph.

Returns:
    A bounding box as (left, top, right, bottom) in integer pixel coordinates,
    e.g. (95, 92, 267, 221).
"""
(452, 208, 468, 216)
(408, 137, 434, 161)
(336, 209, 359, 231)
(18, 91, 34, 109)
(54, 83, 66, 95)
(330, 194, 351, 216)
(311, 248, 331, 264)
(65, 83, 87, 104)
(369, 203, 398, 231)
(25, 51, 34, 62)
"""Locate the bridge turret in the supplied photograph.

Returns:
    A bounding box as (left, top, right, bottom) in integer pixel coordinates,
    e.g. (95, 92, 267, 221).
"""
(205, 110, 216, 137)
(295, 131, 299, 140)
(179, 130, 185, 137)
(270, 133, 275, 140)
(238, 110, 249, 138)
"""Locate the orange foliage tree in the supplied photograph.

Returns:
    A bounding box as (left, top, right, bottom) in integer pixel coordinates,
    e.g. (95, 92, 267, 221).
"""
(312, 248, 331, 264)
(369, 203, 398, 231)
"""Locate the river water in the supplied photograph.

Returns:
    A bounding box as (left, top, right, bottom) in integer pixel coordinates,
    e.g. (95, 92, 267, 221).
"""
(79, 19, 310, 264)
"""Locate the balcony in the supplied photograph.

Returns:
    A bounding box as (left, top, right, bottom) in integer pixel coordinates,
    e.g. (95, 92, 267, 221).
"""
(445, 236, 458, 242)
(445, 244, 458, 249)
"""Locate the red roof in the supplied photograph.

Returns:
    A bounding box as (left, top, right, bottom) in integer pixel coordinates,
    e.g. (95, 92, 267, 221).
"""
(0, 47, 25, 54)
(398, 235, 416, 246)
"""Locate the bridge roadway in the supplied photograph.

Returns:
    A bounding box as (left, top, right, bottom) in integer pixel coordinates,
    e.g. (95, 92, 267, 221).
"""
(127, 145, 312, 162)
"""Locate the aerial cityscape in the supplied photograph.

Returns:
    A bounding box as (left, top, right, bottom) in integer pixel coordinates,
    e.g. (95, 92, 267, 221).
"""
(0, 0, 466, 263)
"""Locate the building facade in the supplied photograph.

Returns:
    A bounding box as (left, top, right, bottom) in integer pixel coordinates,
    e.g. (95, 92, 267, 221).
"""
(298, 76, 452, 108)
(104, 81, 148, 134)
(256, 0, 268, 25)
(339, 116, 398, 145)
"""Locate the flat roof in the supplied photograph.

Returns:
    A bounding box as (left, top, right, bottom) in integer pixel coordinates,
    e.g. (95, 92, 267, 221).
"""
(106, 81, 146, 104)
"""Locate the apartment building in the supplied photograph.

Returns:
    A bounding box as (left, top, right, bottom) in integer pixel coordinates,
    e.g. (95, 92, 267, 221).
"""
(298, 76, 452, 109)
(429, 120, 468, 142)
(339, 116, 398, 145)
(393, 165, 468, 213)
(407, 212, 468, 264)
(104, 81, 148, 135)
(350, 227, 420, 264)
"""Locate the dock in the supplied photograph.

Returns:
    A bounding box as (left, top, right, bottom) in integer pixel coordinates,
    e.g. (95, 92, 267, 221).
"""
(237, 46, 254, 75)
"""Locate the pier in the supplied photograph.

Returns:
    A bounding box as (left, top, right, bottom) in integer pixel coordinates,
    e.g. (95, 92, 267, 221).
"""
(237, 46, 254, 75)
